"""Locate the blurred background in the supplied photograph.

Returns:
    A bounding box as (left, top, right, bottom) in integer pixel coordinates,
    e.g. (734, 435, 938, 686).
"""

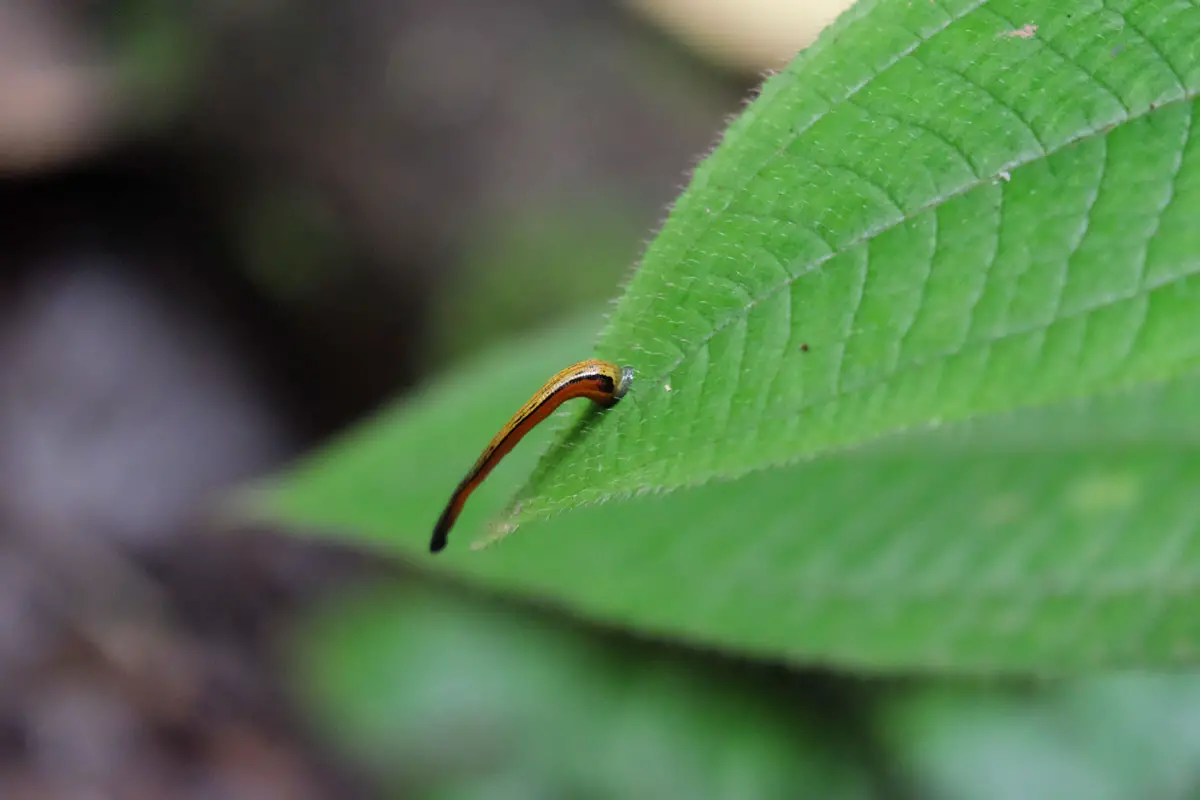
(0, 0, 851, 797)
(14, 3, 1200, 800)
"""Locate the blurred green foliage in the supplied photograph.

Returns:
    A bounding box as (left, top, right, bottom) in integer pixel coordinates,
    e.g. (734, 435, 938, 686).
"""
(884, 675, 1200, 799)
(287, 579, 1200, 798)
(431, 201, 645, 363)
(108, 0, 199, 128)
(290, 585, 872, 799)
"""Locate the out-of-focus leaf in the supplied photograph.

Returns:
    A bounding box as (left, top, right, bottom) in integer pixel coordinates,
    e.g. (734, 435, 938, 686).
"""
(245, 309, 1200, 672)
(290, 585, 870, 799)
(431, 204, 644, 361)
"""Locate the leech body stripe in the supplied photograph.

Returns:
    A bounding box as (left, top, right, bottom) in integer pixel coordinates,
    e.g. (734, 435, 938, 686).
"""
(429, 359, 633, 553)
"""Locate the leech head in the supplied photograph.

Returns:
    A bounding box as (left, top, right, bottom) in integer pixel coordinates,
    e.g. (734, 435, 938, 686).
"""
(614, 365, 635, 401)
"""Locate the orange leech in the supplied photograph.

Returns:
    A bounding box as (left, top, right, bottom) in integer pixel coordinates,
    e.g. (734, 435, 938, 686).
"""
(429, 359, 634, 553)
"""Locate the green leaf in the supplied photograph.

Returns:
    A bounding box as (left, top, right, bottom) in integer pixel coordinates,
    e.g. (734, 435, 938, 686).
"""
(289, 584, 871, 799)
(519, 0, 1200, 513)
(247, 0, 1200, 672)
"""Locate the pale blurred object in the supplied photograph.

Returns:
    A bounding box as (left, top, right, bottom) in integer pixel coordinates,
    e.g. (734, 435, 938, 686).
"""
(0, 258, 292, 547)
(0, 1, 118, 174)
(625, 0, 852, 73)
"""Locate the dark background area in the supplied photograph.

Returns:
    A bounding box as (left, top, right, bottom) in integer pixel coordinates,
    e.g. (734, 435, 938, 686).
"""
(0, 0, 783, 795)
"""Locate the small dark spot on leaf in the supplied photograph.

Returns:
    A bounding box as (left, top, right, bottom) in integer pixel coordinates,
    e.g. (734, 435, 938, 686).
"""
(800, 343, 809, 352)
